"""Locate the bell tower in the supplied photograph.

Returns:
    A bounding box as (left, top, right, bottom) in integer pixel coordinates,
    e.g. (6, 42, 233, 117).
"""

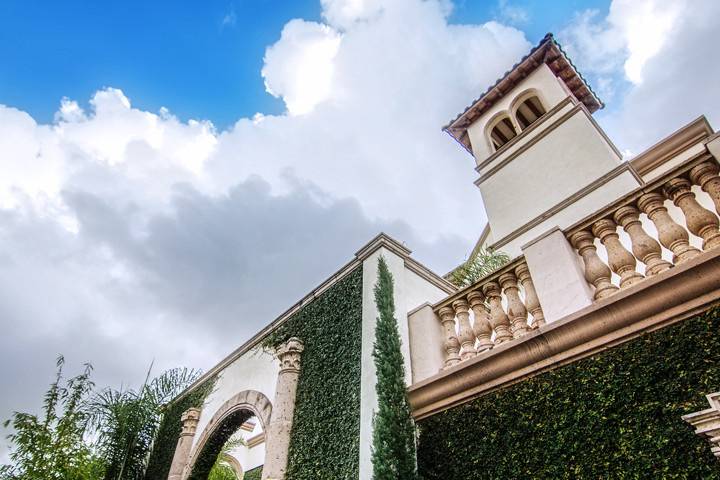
(445, 33, 641, 256)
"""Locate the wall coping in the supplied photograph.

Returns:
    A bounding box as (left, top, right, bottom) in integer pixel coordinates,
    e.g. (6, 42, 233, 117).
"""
(408, 248, 720, 419)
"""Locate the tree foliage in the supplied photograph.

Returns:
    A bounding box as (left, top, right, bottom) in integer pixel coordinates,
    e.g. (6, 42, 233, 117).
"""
(207, 435, 245, 480)
(448, 248, 510, 288)
(0, 356, 105, 480)
(89, 366, 201, 480)
(371, 257, 416, 480)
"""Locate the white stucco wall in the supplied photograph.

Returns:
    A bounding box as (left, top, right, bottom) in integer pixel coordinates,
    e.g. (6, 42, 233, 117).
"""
(479, 109, 627, 246)
(467, 64, 569, 162)
(227, 423, 265, 474)
(191, 348, 279, 453)
(358, 248, 450, 480)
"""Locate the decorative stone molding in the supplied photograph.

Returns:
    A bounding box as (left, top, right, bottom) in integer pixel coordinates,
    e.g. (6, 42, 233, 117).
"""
(168, 408, 202, 480)
(682, 392, 720, 460)
(263, 338, 305, 480)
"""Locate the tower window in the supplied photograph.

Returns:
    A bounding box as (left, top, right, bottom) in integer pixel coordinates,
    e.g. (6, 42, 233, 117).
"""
(489, 116, 518, 150)
(515, 95, 546, 130)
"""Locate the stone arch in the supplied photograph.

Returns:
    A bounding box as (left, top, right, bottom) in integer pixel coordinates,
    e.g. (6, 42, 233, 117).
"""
(509, 88, 548, 130)
(184, 390, 272, 480)
(485, 110, 519, 152)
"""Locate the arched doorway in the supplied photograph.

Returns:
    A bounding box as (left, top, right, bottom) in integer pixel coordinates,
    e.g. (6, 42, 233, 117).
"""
(185, 390, 272, 480)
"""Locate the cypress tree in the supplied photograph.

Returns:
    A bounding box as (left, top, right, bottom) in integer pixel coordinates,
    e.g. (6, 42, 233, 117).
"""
(371, 256, 417, 479)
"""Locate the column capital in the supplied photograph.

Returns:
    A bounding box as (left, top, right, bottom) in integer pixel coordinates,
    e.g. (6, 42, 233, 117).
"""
(277, 337, 304, 373)
(180, 408, 202, 437)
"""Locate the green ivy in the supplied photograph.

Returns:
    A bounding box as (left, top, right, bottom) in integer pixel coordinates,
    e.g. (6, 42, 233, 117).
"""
(417, 308, 720, 479)
(266, 266, 363, 479)
(243, 466, 262, 480)
(143, 378, 216, 480)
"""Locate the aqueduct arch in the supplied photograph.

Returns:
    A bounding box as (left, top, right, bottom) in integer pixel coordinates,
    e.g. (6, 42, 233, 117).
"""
(185, 389, 273, 480)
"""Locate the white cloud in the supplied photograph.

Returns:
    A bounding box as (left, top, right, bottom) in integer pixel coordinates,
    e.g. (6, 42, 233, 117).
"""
(560, 0, 720, 153)
(561, 0, 686, 85)
(262, 20, 342, 115)
(0, 0, 533, 454)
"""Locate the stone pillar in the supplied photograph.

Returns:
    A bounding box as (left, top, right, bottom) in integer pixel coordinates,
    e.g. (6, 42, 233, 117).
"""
(568, 230, 618, 300)
(438, 306, 461, 368)
(452, 299, 477, 360)
(591, 218, 644, 288)
(521, 227, 594, 323)
(263, 338, 304, 480)
(167, 408, 201, 480)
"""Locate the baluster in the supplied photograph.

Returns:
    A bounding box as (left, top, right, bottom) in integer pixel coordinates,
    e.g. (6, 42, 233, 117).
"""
(591, 218, 644, 288)
(467, 291, 494, 353)
(515, 263, 545, 328)
(568, 230, 618, 299)
(664, 178, 720, 250)
(481, 282, 513, 343)
(452, 299, 476, 360)
(498, 272, 529, 338)
(689, 162, 720, 215)
(613, 205, 672, 276)
(437, 306, 460, 368)
(637, 192, 700, 263)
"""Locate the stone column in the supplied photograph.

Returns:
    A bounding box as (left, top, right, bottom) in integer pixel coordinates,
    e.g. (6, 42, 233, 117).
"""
(437, 306, 461, 368)
(664, 178, 720, 251)
(263, 338, 304, 480)
(638, 192, 700, 264)
(452, 299, 477, 360)
(591, 219, 644, 288)
(167, 408, 201, 480)
(568, 230, 618, 300)
(613, 205, 671, 276)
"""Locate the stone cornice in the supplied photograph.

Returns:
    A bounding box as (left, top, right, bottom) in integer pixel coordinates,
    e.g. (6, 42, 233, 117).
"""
(409, 248, 720, 419)
(630, 116, 714, 177)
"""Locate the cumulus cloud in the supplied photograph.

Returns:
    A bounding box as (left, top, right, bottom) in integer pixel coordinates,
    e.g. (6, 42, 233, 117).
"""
(2, 0, 718, 461)
(560, 0, 720, 152)
(561, 0, 686, 85)
(262, 20, 342, 115)
(0, 0, 532, 457)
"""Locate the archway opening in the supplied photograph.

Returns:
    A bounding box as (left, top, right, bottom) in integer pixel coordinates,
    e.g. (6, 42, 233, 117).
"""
(515, 95, 546, 130)
(489, 116, 518, 150)
(189, 410, 264, 480)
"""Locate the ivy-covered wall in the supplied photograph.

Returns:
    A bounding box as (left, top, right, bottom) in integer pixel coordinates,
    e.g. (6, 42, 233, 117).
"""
(264, 266, 363, 479)
(243, 465, 262, 480)
(417, 308, 720, 479)
(145, 378, 216, 480)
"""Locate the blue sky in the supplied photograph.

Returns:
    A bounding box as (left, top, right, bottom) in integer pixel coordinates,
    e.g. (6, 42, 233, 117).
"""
(3, 0, 719, 458)
(0, 0, 608, 129)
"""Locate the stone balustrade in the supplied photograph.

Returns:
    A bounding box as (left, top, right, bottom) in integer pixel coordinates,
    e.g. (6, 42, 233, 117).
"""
(433, 258, 545, 369)
(567, 158, 720, 301)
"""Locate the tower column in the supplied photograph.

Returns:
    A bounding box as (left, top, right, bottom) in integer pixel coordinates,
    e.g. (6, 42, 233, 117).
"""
(262, 337, 305, 480)
(167, 408, 201, 480)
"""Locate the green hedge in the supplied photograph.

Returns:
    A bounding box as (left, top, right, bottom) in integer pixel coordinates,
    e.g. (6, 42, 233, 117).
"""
(417, 308, 720, 479)
(243, 465, 262, 480)
(144, 378, 215, 480)
(263, 266, 363, 479)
